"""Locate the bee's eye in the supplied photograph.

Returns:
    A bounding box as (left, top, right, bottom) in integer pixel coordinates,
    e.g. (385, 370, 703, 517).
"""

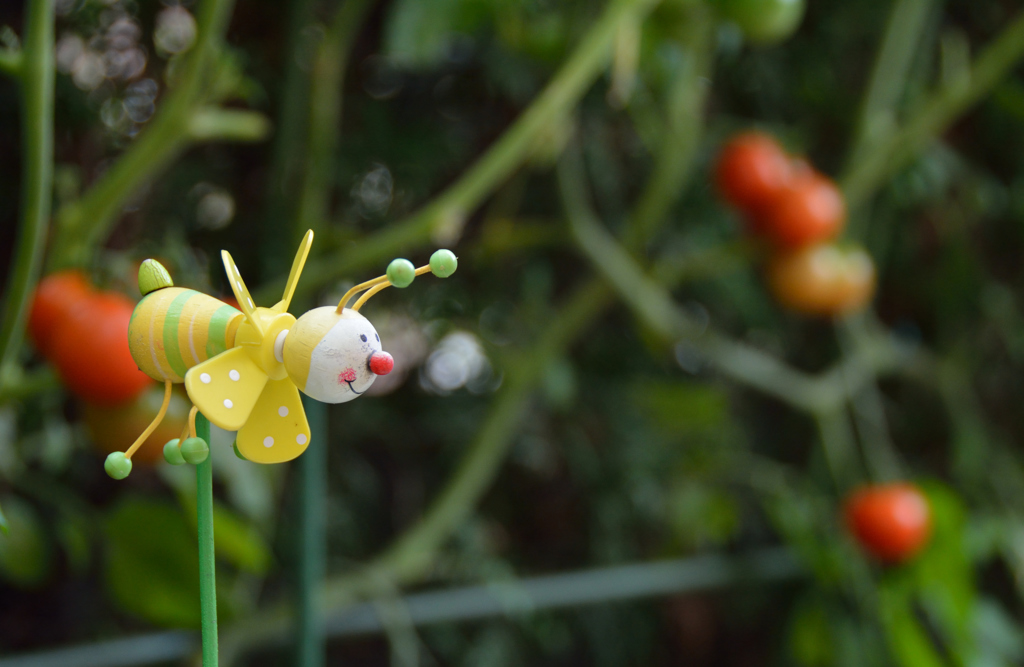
(360, 334, 367, 342)
(375, 333, 380, 342)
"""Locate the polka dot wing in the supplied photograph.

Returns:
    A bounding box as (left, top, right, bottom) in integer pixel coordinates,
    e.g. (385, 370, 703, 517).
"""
(236, 378, 310, 463)
(184, 347, 269, 431)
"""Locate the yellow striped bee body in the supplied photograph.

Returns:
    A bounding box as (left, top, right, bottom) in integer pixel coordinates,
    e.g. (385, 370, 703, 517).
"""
(105, 230, 458, 480)
(128, 288, 243, 384)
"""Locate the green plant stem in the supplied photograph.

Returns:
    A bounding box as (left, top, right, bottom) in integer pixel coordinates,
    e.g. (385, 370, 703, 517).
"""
(195, 413, 219, 667)
(296, 398, 327, 667)
(48, 0, 244, 270)
(294, 0, 374, 243)
(812, 408, 860, 493)
(260, 0, 317, 275)
(840, 6, 1024, 207)
(0, 0, 54, 377)
(189, 109, 270, 141)
(624, 4, 713, 248)
(836, 316, 902, 483)
(845, 0, 934, 172)
(261, 0, 660, 305)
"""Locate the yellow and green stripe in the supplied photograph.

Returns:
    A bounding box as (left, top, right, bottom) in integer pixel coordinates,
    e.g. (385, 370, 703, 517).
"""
(128, 287, 243, 383)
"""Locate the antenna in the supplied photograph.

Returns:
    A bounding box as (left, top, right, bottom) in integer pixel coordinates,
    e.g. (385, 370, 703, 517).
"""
(336, 250, 458, 313)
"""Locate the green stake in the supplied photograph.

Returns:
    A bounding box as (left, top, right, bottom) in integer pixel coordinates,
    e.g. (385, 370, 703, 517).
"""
(296, 396, 326, 667)
(195, 413, 219, 666)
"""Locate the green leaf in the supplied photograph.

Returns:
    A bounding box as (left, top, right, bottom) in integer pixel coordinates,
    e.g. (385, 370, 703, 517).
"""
(0, 500, 7, 535)
(878, 583, 946, 667)
(211, 502, 271, 575)
(0, 496, 51, 588)
(788, 596, 834, 666)
(972, 598, 1024, 665)
(104, 498, 200, 627)
(666, 481, 739, 548)
(634, 381, 729, 434)
(383, 0, 488, 67)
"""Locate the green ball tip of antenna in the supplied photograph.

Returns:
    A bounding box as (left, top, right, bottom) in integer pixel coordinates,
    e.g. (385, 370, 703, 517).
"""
(104, 452, 132, 480)
(163, 439, 186, 465)
(386, 258, 416, 288)
(429, 249, 458, 278)
(180, 437, 210, 465)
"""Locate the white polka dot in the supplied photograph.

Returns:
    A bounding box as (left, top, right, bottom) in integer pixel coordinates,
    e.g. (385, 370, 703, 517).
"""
(229, 369, 240, 381)
(224, 399, 233, 409)
(200, 373, 211, 384)
(263, 436, 274, 448)
(296, 434, 307, 445)
(278, 406, 289, 417)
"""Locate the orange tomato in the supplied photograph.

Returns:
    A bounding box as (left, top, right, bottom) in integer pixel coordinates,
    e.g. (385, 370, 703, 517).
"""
(759, 172, 845, 248)
(48, 292, 152, 406)
(715, 132, 792, 221)
(765, 244, 875, 317)
(28, 270, 94, 355)
(845, 484, 932, 563)
(81, 384, 190, 464)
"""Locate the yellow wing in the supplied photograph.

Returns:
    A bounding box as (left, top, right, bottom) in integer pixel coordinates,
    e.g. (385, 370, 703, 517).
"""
(272, 229, 313, 314)
(222, 250, 264, 336)
(184, 347, 269, 431)
(236, 379, 310, 463)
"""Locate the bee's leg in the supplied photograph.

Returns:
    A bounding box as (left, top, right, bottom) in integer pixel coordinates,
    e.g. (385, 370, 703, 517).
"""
(163, 404, 200, 467)
(107, 381, 173, 479)
(175, 407, 193, 443)
(187, 405, 198, 439)
(125, 381, 173, 460)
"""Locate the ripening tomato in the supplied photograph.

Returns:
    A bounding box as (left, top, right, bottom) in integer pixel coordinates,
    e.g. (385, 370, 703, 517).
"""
(717, 0, 806, 45)
(765, 244, 876, 317)
(28, 270, 94, 355)
(716, 132, 792, 220)
(81, 384, 190, 464)
(759, 172, 846, 248)
(845, 483, 932, 563)
(48, 292, 152, 406)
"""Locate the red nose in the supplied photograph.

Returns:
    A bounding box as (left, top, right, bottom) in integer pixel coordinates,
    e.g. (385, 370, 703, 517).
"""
(369, 351, 394, 375)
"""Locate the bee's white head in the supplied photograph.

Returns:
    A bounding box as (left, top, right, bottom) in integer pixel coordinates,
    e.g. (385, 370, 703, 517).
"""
(282, 307, 393, 403)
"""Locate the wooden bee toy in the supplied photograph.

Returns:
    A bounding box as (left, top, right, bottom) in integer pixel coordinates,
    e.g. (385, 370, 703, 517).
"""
(104, 230, 457, 479)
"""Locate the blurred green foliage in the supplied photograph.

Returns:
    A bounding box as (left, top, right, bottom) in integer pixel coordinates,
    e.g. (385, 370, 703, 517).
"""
(3, 0, 1024, 664)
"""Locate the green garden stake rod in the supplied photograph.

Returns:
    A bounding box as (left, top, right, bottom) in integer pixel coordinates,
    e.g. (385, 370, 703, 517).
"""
(196, 413, 218, 666)
(296, 396, 327, 667)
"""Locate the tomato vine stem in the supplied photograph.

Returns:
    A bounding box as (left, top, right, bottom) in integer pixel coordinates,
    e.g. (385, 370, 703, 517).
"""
(0, 0, 54, 379)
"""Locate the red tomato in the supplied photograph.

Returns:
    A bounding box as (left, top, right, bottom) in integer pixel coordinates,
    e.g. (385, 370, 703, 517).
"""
(715, 132, 792, 220)
(28, 270, 94, 355)
(845, 483, 932, 563)
(81, 384, 190, 464)
(765, 244, 876, 317)
(759, 172, 846, 248)
(48, 292, 152, 406)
